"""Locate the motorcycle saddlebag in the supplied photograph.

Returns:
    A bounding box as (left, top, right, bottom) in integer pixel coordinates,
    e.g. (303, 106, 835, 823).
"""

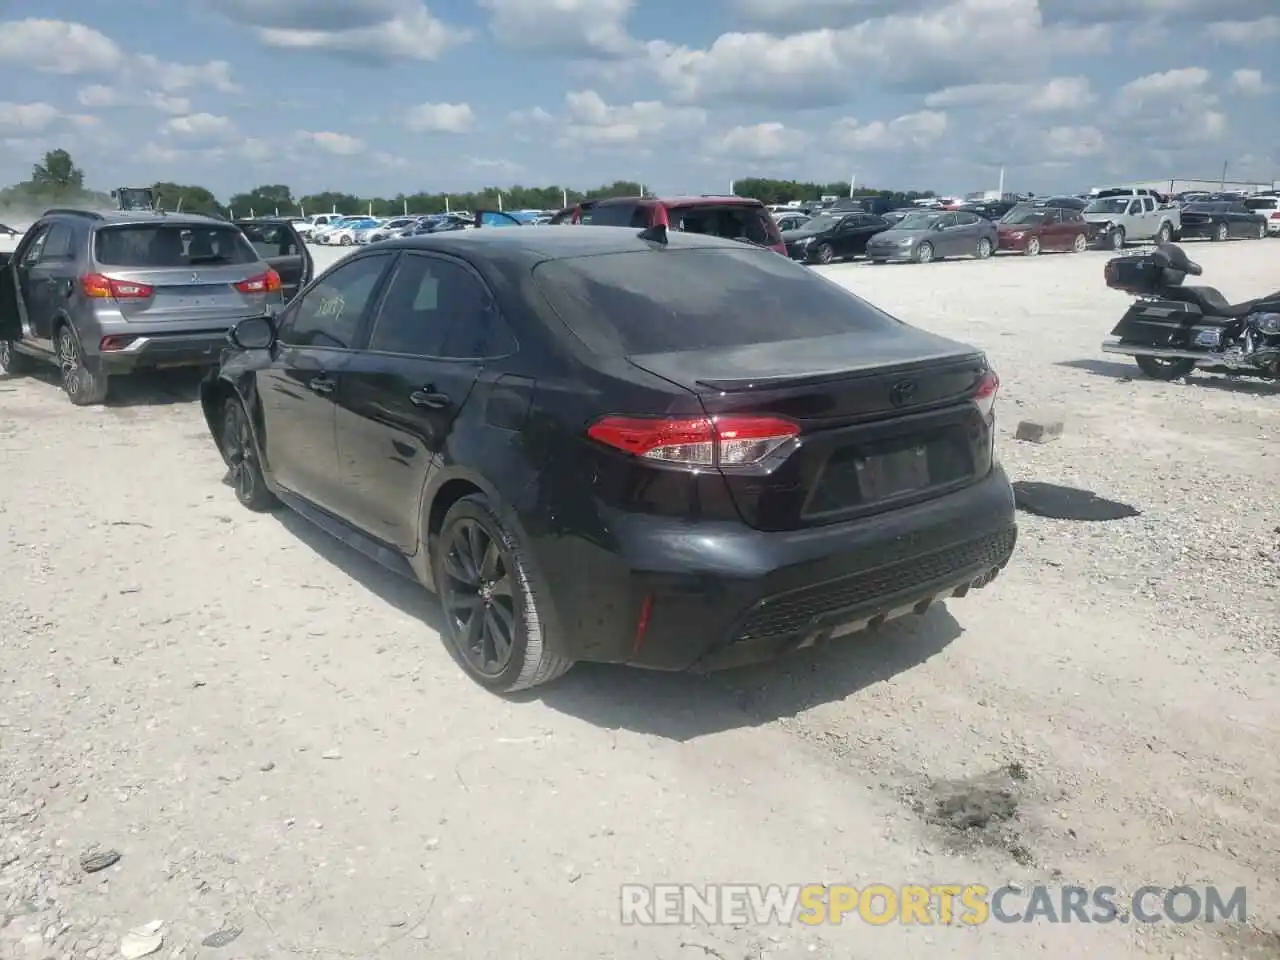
(1104, 254, 1170, 295)
(1109, 301, 1201, 344)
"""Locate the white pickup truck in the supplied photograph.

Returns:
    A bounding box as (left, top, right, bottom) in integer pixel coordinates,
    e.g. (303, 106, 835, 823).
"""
(1083, 191, 1181, 250)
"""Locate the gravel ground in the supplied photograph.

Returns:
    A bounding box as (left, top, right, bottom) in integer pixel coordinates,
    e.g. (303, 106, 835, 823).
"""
(1, 238, 1278, 960)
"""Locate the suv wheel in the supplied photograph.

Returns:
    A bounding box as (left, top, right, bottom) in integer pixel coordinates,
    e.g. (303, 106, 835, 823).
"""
(0, 340, 35, 377)
(433, 495, 573, 693)
(55, 325, 109, 405)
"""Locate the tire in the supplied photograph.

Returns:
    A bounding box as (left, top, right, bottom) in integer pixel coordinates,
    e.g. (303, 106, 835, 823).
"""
(1213, 222, 1228, 242)
(1071, 233, 1087, 253)
(914, 241, 934, 264)
(975, 237, 992, 259)
(219, 396, 278, 512)
(0, 339, 36, 377)
(1024, 237, 1041, 256)
(1256, 222, 1266, 240)
(1109, 227, 1125, 251)
(1156, 222, 1172, 245)
(432, 495, 573, 694)
(812, 243, 834, 264)
(55, 323, 109, 405)
(1135, 355, 1195, 381)
(339, 235, 352, 246)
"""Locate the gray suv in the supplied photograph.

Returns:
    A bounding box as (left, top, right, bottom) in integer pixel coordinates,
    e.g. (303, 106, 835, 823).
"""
(0, 208, 311, 405)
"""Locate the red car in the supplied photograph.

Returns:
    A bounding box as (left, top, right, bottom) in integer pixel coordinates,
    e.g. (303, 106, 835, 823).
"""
(997, 206, 1089, 255)
(549, 195, 786, 255)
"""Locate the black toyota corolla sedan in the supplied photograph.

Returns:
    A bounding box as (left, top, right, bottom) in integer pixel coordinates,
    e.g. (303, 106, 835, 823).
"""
(199, 224, 1017, 694)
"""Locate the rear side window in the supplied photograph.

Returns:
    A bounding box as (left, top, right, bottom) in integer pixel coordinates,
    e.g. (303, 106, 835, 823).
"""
(533, 248, 898, 356)
(238, 222, 298, 258)
(582, 203, 636, 226)
(669, 205, 778, 245)
(1245, 198, 1278, 210)
(94, 225, 258, 267)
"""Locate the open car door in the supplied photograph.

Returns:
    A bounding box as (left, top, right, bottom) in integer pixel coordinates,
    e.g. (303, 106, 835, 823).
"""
(236, 219, 313, 302)
(472, 209, 523, 228)
(0, 253, 20, 341)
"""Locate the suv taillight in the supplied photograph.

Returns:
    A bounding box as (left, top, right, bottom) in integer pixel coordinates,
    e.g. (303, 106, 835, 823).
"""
(80, 273, 153, 299)
(235, 269, 282, 294)
(973, 370, 999, 418)
(586, 415, 799, 466)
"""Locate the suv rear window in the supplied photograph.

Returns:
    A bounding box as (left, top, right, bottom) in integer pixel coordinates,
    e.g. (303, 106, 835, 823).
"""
(1245, 197, 1278, 210)
(533, 247, 897, 356)
(668, 204, 778, 246)
(94, 224, 258, 267)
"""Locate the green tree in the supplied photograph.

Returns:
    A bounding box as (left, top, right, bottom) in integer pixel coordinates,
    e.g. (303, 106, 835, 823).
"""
(151, 181, 221, 215)
(31, 149, 85, 190)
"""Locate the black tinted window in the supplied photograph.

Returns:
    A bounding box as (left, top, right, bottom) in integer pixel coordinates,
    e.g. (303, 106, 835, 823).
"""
(534, 248, 898, 356)
(582, 203, 635, 226)
(94, 225, 257, 267)
(40, 223, 75, 260)
(671, 205, 777, 245)
(238, 222, 298, 258)
(281, 253, 391, 349)
(367, 254, 491, 358)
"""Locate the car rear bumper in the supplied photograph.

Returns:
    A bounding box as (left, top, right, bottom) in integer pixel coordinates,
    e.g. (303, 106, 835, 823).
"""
(94, 328, 233, 373)
(534, 465, 1017, 672)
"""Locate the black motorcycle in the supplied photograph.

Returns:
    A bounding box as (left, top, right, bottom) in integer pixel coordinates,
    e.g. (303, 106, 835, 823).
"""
(1100, 243, 1280, 382)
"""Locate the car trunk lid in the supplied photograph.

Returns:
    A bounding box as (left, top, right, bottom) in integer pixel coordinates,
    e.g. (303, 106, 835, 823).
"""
(627, 328, 995, 532)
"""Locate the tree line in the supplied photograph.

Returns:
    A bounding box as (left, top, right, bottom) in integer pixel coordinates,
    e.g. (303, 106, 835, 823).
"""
(1, 149, 939, 219)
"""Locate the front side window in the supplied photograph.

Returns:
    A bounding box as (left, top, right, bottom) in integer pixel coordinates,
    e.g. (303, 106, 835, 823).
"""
(278, 253, 393, 349)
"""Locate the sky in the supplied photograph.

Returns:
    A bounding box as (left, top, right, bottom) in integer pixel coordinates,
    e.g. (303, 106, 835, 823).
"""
(0, 0, 1277, 201)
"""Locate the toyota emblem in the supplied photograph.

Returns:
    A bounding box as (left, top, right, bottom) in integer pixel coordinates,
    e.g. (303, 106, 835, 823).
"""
(889, 379, 917, 406)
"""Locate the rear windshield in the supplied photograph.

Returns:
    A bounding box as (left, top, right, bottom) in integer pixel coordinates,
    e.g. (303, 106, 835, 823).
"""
(669, 204, 778, 245)
(94, 225, 258, 267)
(533, 247, 898, 356)
(1245, 197, 1277, 210)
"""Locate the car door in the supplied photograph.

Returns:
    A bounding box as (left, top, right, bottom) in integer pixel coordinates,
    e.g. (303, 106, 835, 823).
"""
(1039, 207, 1065, 249)
(237, 221, 313, 301)
(333, 252, 496, 551)
(944, 213, 972, 255)
(9, 223, 54, 344)
(23, 221, 78, 343)
(829, 216, 860, 257)
(257, 251, 395, 516)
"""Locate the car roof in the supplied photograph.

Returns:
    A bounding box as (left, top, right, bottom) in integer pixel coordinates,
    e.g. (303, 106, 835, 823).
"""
(43, 209, 229, 228)
(384, 225, 755, 264)
(590, 194, 764, 208)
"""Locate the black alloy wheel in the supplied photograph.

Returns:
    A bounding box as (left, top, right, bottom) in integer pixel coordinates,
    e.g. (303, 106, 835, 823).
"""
(0, 339, 34, 376)
(55, 325, 108, 405)
(438, 517, 520, 678)
(221, 399, 277, 511)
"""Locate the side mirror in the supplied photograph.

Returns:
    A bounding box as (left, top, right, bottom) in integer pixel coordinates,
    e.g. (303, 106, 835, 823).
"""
(230, 315, 276, 350)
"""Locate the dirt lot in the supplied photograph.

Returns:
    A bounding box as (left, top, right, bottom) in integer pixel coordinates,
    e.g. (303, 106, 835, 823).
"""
(2, 239, 1278, 960)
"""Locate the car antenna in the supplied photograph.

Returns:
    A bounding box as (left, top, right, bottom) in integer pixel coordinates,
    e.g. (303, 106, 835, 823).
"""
(638, 204, 668, 245)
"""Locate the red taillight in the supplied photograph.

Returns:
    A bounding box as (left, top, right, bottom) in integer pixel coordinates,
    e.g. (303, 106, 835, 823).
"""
(235, 268, 282, 294)
(973, 370, 999, 418)
(1270, 212, 1280, 220)
(80, 273, 153, 299)
(586, 414, 799, 466)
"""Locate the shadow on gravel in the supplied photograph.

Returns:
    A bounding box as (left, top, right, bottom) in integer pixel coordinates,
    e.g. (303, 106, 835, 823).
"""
(271, 503, 964, 740)
(16, 365, 204, 407)
(541, 605, 963, 740)
(1057, 358, 1280, 395)
(272, 510, 446, 632)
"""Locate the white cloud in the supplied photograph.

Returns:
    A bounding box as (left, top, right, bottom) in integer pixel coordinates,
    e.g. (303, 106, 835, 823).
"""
(925, 76, 1094, 111)
(0, 19, 124, 74)
(0, 102, 62, 134)
(77, 85, 191, 115)
(1229, 68, 1269, 94)
(1046, 125, 1105, 157)
(1207, 16, 1280, 41)
(163, 113, 240, 143)
(714, 122, 804, 159)
(644, 0, 1109, 107)
(479, 0, 637, 56)
(134, 54, 239, 93)
(557, 89, 707, 145)
(296, 131, 365, 155)
(1112, 67, 1226, 148)
(405, 102, 475, 133)
(833, 110, 948, 151)
(206, 0, 470, 61)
